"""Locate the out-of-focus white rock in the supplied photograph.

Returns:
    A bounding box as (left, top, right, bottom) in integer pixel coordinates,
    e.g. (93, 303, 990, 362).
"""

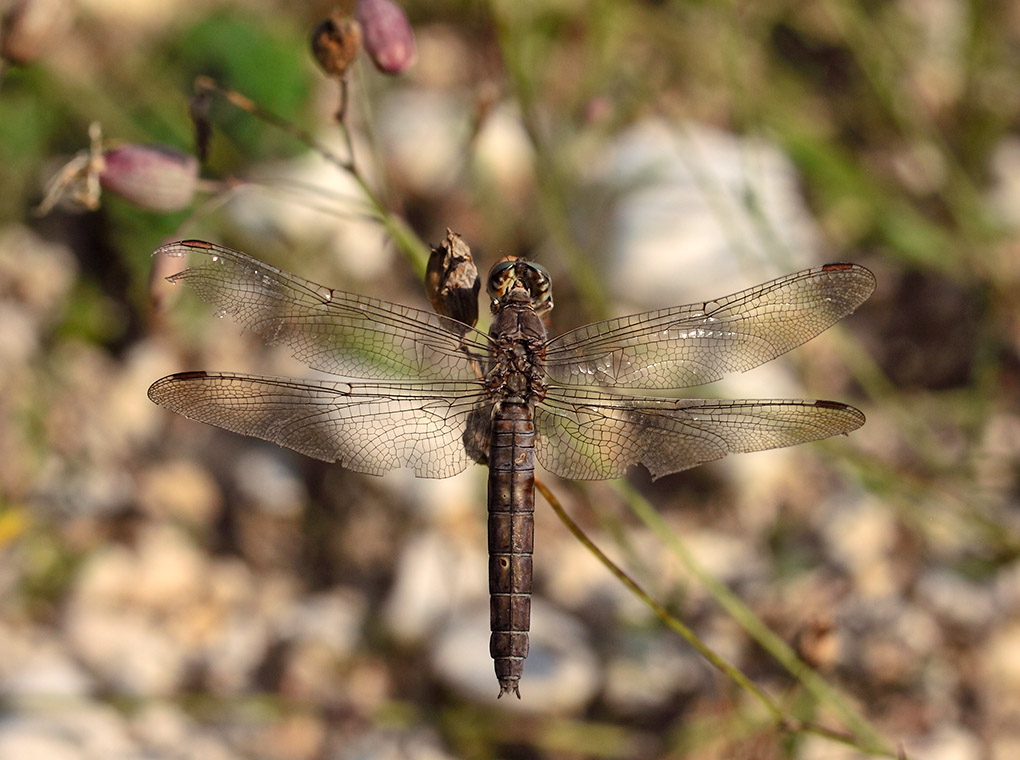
(0, 727, 82, 760)
(982, 621, 1020, 692)
(136, 457, 221, 525)
(0, 625, 93, 699)
(801, 724, 980, 760)
(276, 587, 367, 659)
(411, 24, 472, 88)
(0, 303, 39, 373)
(995, 559, 1020, 613)
(677, 527, 768, 592)
(917, 568, 996, 630)
(432, 598, 598, 709)
(382, 528, 486, 643)
(0, 226, 77, 381)
(821, 494, 899, 599)
(128, 702, 239, 760)
(377, 466, 481, 521)
(904, 725, 982, 760)
(67, 606, 184, 696)
(472, 102, 535, 201)
(128, 702, 193, 750)
(74, 0, 188, 29)
(33, 457, 135, 518)
(222, 140, 390, 283)
(0, 225, 77, 320)
(986, 139, 1020, 232)
(840, 597, 942, 688)
(64, 524, 291, 698)
(588, 118, 851, 505)
(595, 119, 823, 309)
(330, 727, 456, 760)
(603, 631, 708, 713)
(33, 339, 181, 519)
(0, 702, 136, 760)
(376, 89, 469, 198)
(540, 536, 653, 625)
(102, 341, 181, 453)
(233, 447, 308, 518)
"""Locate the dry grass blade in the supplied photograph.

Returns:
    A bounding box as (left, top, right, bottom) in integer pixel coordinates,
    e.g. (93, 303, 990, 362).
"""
(537, 476, 897, 757)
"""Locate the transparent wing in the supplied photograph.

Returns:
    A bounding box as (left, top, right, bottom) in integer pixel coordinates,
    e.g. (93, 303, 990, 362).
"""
(544, 263, 875, 389)
(148, 372, 491, 478)
(535, 387, 865, 480)
(156, 240, 492, 382)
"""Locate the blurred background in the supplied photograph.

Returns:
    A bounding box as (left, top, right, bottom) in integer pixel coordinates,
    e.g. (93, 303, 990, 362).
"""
(2, 0, 1019, 758)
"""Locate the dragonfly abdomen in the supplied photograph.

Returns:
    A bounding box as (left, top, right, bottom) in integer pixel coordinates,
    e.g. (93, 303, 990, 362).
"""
(487, 400, 535, 699)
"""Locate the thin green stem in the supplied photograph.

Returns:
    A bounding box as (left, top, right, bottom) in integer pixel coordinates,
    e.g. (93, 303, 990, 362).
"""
(535, 478, 781, 724)
(610, 480, 895, 757)
(491, 2, 610, 321)
(192, 77, 430, 277)
(817, 0, 995, 252)
(538, 479, 896, 756)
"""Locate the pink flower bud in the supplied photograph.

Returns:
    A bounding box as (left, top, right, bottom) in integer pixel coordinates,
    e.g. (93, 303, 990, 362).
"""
(355, 0, 416, 75)
(99, 145, 199, 213)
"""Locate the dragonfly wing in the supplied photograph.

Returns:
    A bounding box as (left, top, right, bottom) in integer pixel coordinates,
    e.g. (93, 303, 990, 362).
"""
(544, 263, 875, 389)
(535, 387, 865, 480)
(156, 240, 491, 382)
(148, 372, 490, 478)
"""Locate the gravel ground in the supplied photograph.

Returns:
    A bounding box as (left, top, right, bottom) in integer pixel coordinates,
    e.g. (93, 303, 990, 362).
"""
(3, 2, 1020, 758)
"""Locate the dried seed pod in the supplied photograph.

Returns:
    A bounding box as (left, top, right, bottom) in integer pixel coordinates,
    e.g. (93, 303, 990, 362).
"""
(99, 145, 199, 213)
(356, 0, 416, 75)
(426, 229, 479, 327)
(1, 0, 72, 65)
(310, 10, 362, 79)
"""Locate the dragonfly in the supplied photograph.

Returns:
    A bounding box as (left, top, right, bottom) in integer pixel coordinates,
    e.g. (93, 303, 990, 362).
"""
(147, 239, 875, 698)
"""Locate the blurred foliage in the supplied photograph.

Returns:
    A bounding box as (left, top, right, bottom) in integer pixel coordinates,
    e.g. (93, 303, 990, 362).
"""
(2, 0, 1020, 758)
(159, 11, 313, 165)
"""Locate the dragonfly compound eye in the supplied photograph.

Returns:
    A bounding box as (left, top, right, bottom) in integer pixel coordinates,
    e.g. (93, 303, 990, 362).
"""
(486, 260, 517, 300)
(486, 260, 554, 315)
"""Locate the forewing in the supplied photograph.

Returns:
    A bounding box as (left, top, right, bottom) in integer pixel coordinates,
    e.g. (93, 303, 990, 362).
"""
(157, 240, 491, 382)
(535, 387, 865, 480)
(148, 372, 490, 478)
(544, 263, 875, 389)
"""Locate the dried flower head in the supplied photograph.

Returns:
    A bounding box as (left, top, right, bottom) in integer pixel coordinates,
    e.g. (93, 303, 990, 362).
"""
(426, 230, 479, 327)
(36, 124, 199, 215)
(310, 10, 362, 79)
(356, 0, 416, 75)
(36, 122, 105, 215)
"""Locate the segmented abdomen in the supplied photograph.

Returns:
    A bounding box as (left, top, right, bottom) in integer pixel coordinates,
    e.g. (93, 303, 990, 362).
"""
(487, 400, 535, 698)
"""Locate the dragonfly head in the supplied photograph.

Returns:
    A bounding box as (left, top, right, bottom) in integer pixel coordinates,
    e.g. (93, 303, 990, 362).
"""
(486, 259, 554, 316)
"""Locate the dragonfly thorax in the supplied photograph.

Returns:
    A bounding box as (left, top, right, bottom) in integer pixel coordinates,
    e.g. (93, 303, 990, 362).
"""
(485, 297, 548, 405)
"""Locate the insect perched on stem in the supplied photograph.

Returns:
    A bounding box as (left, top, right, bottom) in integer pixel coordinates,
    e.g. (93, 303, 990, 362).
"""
(148, 238, 874, 697)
